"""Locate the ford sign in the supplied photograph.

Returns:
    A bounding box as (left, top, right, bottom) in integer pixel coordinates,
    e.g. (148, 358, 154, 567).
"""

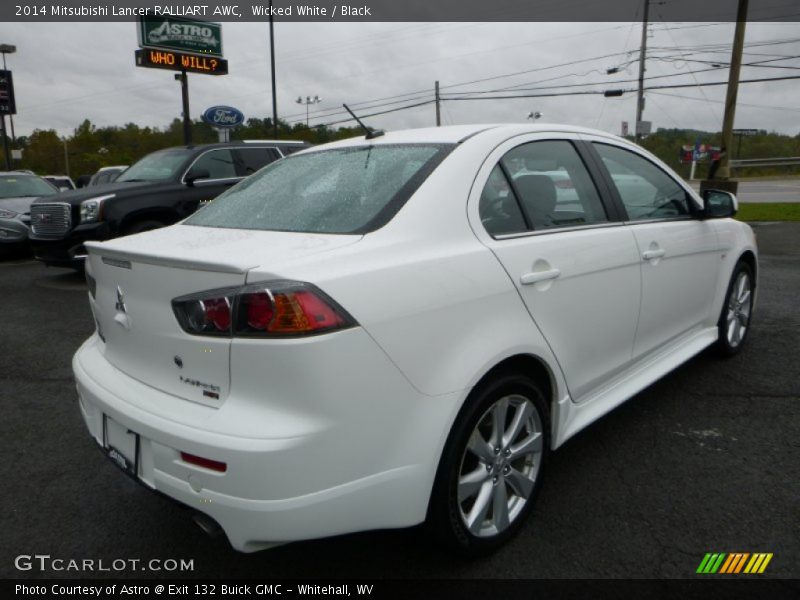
(201, 106, 245, 128)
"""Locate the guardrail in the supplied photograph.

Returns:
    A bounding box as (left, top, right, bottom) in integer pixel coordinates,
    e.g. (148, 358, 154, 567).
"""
(729, 157, 800, 169)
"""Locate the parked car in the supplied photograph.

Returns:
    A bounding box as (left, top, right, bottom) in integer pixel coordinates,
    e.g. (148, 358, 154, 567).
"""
(30, 140, 309, 268)
(0, 171, 60, 255)
(89, 165, 128, 187)
(43, 175, 76, 191)
(74, 124, 756, 555)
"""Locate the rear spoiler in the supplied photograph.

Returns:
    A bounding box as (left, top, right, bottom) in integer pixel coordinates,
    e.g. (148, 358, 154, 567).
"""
(84, 242, 256, 275)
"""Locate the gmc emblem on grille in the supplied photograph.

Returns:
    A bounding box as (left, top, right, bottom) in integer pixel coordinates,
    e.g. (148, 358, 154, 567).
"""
(38, 214, 52, 223)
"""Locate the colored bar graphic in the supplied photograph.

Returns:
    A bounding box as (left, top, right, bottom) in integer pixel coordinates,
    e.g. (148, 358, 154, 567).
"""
(719, 554, 736, 573)
(758, 553, 773, 574)
(719, 553, 737, 574)
(710, 553, 726, 573)
(697, 553, 714, 574)
(744, 554, 761, 574)
(697, 552, 773, 574)
(733, 553, 750, 573)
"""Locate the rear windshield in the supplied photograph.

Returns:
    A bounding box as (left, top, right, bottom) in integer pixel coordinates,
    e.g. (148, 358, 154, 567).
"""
(185, 144, 452, 234)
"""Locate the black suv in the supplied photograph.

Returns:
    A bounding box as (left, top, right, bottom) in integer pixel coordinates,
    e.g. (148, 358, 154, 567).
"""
(29, 140, 309, 268)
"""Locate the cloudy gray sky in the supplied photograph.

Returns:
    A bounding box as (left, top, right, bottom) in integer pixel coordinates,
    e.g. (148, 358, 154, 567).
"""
(2, 20, 799, 138)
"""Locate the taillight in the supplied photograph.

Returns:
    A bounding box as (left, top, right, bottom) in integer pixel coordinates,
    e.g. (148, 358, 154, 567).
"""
(180, 452, 227, 473)
(172, 281, 355, 338)
(203, 298, 232, 331)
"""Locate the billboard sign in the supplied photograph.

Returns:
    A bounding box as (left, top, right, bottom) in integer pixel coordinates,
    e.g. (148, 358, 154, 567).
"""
(680, 144, 722, 164)
(0, 70, 16, 115)
(138, 16, 223, 57)
(135, 49, 228, 76)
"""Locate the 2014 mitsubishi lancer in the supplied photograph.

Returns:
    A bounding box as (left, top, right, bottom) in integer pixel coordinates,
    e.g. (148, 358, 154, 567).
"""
(74, 124, 757, 554)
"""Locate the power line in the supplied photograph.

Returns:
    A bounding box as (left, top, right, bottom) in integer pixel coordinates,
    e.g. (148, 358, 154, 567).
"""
(649, 90, 800, 113)
(440, 75, 800, 101)
(284, 48, 639, 124)
(316, 99, 436, 128)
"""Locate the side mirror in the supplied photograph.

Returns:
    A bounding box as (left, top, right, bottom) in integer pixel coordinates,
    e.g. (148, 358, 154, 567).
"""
(702, 189, 737, 219)
(185, 168, 211, 186)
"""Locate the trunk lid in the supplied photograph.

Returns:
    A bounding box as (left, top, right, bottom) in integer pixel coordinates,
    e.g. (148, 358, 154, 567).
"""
(86, 225, 361, 406)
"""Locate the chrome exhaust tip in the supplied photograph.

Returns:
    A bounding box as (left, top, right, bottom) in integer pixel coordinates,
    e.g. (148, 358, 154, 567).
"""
(192, 512, 223, 538)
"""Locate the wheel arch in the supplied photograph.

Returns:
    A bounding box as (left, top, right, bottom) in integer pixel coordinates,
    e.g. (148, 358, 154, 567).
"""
(425, 351, 557, 526)
(472, 354, 556, 414)
(118, 208, 179, 233)
(738, 249, 757, 287)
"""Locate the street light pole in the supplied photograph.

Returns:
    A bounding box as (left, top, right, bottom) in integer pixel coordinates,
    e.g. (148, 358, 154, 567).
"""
(296, 95, 322, 126)
(63, 139, 70, 177)
(268, 0, 278, 139)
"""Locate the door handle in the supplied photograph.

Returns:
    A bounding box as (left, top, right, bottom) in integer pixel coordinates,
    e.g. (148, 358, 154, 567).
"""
(520, 268, 561, 285)
(642, 249, 666, 261)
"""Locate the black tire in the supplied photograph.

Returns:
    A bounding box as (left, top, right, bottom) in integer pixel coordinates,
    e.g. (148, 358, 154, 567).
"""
(123, 220, 165, 236)
(715, 261, 755, 357)
(428, 372, 549, 556)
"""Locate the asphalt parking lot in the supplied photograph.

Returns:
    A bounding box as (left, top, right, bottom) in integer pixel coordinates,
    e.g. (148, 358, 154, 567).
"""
(1, 222, 798, 580)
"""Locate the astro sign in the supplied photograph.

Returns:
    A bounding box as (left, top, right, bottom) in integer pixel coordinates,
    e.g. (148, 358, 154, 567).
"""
(202, 106, 245, 128)
(139, 16, 223, 57)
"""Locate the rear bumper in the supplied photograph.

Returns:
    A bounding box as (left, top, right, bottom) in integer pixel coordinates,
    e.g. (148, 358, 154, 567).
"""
(73, 333, 462, 552)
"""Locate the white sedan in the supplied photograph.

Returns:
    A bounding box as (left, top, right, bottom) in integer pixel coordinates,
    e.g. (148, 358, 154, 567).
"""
(74, 124, 757, 555)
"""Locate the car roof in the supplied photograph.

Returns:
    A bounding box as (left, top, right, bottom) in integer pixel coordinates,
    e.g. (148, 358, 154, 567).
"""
(0, 171, 40, 176)
(165, 140, 310, 152)
(96, 165, 128, 172)
(315, 124, 624, 148)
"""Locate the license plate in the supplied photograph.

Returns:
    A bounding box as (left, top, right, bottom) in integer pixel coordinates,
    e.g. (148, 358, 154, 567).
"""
(102, 414, 140, 479)
(107, 445, 135, 476)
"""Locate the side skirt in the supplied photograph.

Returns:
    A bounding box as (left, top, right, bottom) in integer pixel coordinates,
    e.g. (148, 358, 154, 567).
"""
(552, 326, 718, 448)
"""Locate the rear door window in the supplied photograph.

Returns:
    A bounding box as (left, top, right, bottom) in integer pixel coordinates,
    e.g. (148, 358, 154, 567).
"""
(189, 149, 237, 180)
(479, 139, 609, 237)
(478, 165, 527, 236)
(235, 147, 281, 176)
(502, 140, 608, 230)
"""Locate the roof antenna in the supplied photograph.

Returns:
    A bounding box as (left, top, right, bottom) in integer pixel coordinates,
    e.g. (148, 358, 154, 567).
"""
(343, 103, 385, 139)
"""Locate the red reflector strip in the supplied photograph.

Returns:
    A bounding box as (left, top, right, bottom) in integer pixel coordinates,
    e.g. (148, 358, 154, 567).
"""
(180, 452, 227, 472)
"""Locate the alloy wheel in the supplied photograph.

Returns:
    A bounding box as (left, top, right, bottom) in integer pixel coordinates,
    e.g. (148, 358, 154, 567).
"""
(457, 394, 543, 537)
(726, 271, 752, 348)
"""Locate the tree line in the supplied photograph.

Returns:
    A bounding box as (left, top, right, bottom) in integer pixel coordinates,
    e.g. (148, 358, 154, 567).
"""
(2, 118, 799, 180)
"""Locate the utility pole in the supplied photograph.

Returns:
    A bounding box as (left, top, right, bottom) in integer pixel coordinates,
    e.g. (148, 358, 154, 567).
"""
(435, 80, 441, 126)
(706, 0, 749, 192)
(635, 0, 650, 142)
(175, 71, 192, 146)
(269, 0, 278, 139)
